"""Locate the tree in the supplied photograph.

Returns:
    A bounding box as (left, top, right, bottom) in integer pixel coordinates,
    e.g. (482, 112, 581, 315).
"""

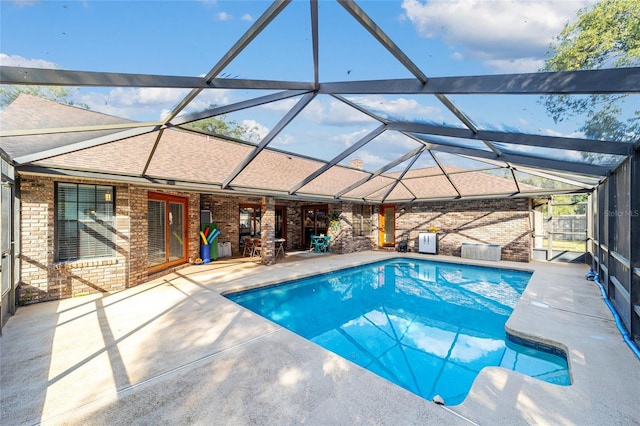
(541, 0, 640, 143)
(185, 112, 258, 141)
(0, 85, 89, 109)
(551, 194, 588, 216)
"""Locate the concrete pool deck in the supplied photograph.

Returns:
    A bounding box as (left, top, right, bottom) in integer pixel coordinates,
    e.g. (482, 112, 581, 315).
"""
(1, 251, 638, 425)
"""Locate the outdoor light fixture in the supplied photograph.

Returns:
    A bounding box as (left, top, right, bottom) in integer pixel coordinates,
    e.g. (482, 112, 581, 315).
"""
(104, 193, 112, 202)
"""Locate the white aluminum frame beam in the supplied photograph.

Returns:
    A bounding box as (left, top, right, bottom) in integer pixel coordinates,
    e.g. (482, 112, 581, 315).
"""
(390, 122, 633, 156)
(4, 66, 637, 95)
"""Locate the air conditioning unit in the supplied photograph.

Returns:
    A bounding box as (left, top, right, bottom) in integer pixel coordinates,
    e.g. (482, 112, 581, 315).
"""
(461, 243, 501, 261)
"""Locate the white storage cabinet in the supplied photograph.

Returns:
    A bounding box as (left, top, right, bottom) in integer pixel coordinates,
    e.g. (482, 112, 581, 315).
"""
(418, 232, 438, 254)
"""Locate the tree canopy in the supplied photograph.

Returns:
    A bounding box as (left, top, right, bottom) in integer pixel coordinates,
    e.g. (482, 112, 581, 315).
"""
(541, 0, 640, 142)
(185, 114, 259, 141)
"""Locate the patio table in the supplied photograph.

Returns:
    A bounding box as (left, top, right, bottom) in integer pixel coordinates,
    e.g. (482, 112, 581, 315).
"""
(275, 238, 286, 259)
(310, 235, 331, 253)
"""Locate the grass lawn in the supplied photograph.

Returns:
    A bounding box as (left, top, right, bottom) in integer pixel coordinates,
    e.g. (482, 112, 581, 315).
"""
(540, 239, 586, 252)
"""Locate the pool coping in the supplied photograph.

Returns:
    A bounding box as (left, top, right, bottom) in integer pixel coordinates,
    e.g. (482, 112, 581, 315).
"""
(1, 251, 638, 425)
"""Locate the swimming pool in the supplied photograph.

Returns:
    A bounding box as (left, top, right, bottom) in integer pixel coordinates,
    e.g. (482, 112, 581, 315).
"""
(227, 258, 570, 405)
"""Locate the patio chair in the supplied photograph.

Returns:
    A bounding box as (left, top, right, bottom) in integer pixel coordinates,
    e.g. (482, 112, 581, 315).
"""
(251, 238, 262, 258)
(275, 238, 286, 259)
(310, 235, 325, 252)
(321, 235, 332, 253)
(242, 237, 254, 257)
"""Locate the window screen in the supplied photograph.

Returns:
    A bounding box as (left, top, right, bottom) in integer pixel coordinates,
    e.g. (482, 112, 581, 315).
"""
(56, 183, 115, 261)
(147, 199, 166, 267)
(168, 202, 184, 262)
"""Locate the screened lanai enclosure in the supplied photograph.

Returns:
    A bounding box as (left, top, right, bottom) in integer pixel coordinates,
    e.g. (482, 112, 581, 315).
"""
(0, 1, 638, 343)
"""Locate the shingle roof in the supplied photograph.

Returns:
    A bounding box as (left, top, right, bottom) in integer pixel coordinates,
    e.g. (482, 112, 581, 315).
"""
(1, 94, 133, 159)
(1, 94, 579, 201)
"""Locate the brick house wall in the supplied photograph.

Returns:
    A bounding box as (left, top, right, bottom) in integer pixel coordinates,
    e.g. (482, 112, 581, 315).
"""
(202, 194, 259, 256)
(201, 195, 310, 255)
(201, 196, 376, 255)
(18, 176, 531, 304)
(19, 176, 200, 304)
(200, 194, 238, 253)
(393, 198, 531, 262)
(261, 197, 276, 264)
(285, 202, 304, 251)
(326, 202, 375, 254)
(128, 186, 147, 286)
(19, 176, 130, 304)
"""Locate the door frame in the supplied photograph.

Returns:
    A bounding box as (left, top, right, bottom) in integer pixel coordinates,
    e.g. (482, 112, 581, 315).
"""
(274, 205, 287, 243)
(0, 165, 16, 330)
(379, 204, 396, 247)
(148, 192, 188, 273)
(301, 204, 328, 249)
(238, 203, 287, 240)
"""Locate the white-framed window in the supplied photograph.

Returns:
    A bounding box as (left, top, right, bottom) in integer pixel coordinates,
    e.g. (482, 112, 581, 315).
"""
(55, 183, 115, 261)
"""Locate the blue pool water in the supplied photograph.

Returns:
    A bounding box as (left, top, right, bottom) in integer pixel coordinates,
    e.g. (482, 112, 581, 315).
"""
(227, 258, 570, 405)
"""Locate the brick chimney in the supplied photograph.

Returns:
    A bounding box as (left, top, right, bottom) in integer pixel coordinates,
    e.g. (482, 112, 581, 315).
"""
(349, 159, 364, 170)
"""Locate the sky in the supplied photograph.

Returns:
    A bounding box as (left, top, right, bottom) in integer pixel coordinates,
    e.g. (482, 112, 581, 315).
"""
(1, 0, 607, 170)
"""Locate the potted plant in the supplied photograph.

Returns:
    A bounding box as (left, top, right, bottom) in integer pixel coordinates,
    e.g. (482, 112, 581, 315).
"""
(329, 211, 341, 230)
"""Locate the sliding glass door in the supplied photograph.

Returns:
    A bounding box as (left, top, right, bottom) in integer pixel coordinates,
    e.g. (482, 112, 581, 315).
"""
(148, 193, 187, 271)
(302, 205, 328, 249)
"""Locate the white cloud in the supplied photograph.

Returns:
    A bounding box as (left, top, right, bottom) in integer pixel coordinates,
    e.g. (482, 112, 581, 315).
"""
(352, 131, 424, 169)
(0, 53, 59, 69)
(73, 87, 236, 121)
(6, 0, 39, 7)
(540, 127, 585, 139)
(450, 51, 464, 62)
(268, 97, 377, 127)
(356, 151, 389, 167)
(217, 11, 232, 21)
(241, 119, 269, 142)
(484, 57, 546, 74)
(241, 13, 254, 22)
(346, 95, 443, 121)
(299, 100, 326, 122)
(104, 87, 189, 107)
(324, 100, 375, 125)
(262, 97, 300, 113)
(182, 89, 231, 113)
(402, 0, 597, 72)
(160, 108, 173, 121)
(300, 99, 375, 126)
(331, 128, 372, 148)
(274, 133, 294, 146)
